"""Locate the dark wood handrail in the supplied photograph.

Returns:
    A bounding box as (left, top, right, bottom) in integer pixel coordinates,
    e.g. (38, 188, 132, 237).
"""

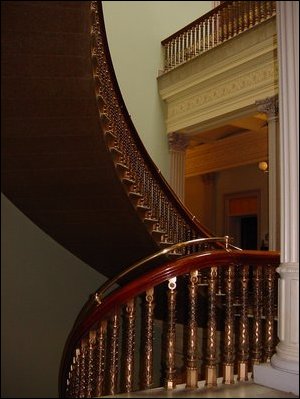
(59, 249, 279, 396)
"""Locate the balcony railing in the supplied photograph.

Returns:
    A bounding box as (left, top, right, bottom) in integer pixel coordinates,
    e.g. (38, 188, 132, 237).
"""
(161, 1, 276, 73)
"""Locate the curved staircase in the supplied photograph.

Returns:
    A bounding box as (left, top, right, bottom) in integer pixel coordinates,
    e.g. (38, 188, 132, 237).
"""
(1, 0, 211, 280)
(1, 2, 281, 397)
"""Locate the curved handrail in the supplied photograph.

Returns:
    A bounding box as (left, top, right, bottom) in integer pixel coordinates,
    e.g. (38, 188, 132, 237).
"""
(59, 248, 280, 397)
(94, 235, 241, 303)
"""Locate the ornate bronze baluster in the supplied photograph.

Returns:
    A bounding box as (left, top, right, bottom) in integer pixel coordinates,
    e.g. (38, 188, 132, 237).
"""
(237, 265, 249, 381)
(223, 264, 235, 384)
(106, 312, 120, 395)
(123, 298, 136, 392)
(254, 1, 260, 25)
(205, 266, 218, 387)
(227, 3, 233, 38)
(86, 330, 97, 398)
(95, 320, 107, 397)
(252, 265, 263, 370)
(186, 270, 199, 388)
(165, 278, 177, 389)
(248, 1, 254, 28)
(67, 353, 77, 397)
(79, 338, 88, 398)
(243, 1, 249, 30)
(264, 265, 276, 362)
(141, 288, 155, 389)
(74, 348, 81, 398)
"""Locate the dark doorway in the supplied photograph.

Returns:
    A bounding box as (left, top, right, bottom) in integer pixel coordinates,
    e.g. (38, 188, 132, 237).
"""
(240, 215, 257, 249)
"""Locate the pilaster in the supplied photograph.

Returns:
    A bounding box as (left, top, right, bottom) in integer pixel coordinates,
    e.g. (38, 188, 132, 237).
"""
(255, 95, 280, 250)
(254, 2, 299, 395)
(168, 132, 188, 202)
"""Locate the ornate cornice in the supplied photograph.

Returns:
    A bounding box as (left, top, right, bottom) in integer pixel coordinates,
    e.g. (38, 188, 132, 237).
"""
(168, 132, 188, 151)
(255, 95, 279, 119)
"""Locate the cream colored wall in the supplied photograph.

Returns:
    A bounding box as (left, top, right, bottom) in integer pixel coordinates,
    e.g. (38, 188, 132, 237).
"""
(102, 1, 211, 181)
(1, 195, 106, 398)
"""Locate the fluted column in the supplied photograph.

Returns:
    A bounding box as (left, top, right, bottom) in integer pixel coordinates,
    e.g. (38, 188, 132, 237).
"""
(168, 132, 188, 202)
(254, 2, 299, 396)
(256, 95, 280, 250)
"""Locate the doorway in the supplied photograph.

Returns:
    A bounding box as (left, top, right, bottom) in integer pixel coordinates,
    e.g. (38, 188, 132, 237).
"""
(225, 191, 260, 249)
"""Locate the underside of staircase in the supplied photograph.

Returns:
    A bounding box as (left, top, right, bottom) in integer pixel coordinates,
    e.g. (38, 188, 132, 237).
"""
(1, 1, 173, 278)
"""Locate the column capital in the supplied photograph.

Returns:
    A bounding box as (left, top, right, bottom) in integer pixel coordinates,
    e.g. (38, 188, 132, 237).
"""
(168, 132, 189, 152)
(255, 95, 279, 119)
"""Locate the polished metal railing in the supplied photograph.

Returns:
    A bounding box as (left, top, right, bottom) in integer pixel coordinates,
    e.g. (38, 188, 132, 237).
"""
(60, 248, 280, 397)
(161, 1, 276, 73)
(94, 236, 240, 304)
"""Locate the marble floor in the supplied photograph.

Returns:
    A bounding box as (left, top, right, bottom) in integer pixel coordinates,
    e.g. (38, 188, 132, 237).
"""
(103, 378, 299, 398)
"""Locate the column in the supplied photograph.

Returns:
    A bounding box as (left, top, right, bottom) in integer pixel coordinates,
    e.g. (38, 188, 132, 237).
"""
(254, 2, 299, 396)
(255, 95, 280, 250)
(168, 132, 188, 202)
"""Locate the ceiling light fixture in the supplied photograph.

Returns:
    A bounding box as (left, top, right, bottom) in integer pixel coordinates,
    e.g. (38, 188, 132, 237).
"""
(258, 161, 268, 172)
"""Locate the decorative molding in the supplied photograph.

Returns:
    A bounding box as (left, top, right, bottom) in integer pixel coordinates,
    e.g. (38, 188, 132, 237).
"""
(166, 62, 278, 132)
(158, 17, 278, 134)
(168, 132, 188, 152)
(255, 95, 279, 119)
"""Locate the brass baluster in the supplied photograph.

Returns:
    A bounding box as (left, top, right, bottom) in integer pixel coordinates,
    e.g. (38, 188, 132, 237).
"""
(207, 16, 212, 49)
(222, 7, 228, 41)
(266, 1, 272, 18)
(251, 265, 263, 370)
(95, 320, 107, 397)
(260, 1, 266, 21)
(263, 265, 277, 362)
(248, 1, 254, 28)
(122, 298, 136, 392)
(237, 1, 244, 33)
(232, 2, 238, 36)
(205, 266, 218, 387)
(186, 270, 199, 388)
(223, 264, 235, 384)
(227, 3, 233, 38)
(106, 312, 120, 395)
(254, 1, 260, 25)
(86, 330, 97, 398)
(165, 278, 177, 389)
(74, 348, 81, 398)
(237, 265, 249, 381)
(218, 11, 223, 44)
(67, 353, 77, 397)
(141, 288, 155, 389)
(243, 1, 249, 30)
(79, 338, 88, 398)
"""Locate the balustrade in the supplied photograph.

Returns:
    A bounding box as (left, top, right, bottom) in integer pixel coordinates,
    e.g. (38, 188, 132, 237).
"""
(61, 249, 280, 397)
(161, 1, 276, 73)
